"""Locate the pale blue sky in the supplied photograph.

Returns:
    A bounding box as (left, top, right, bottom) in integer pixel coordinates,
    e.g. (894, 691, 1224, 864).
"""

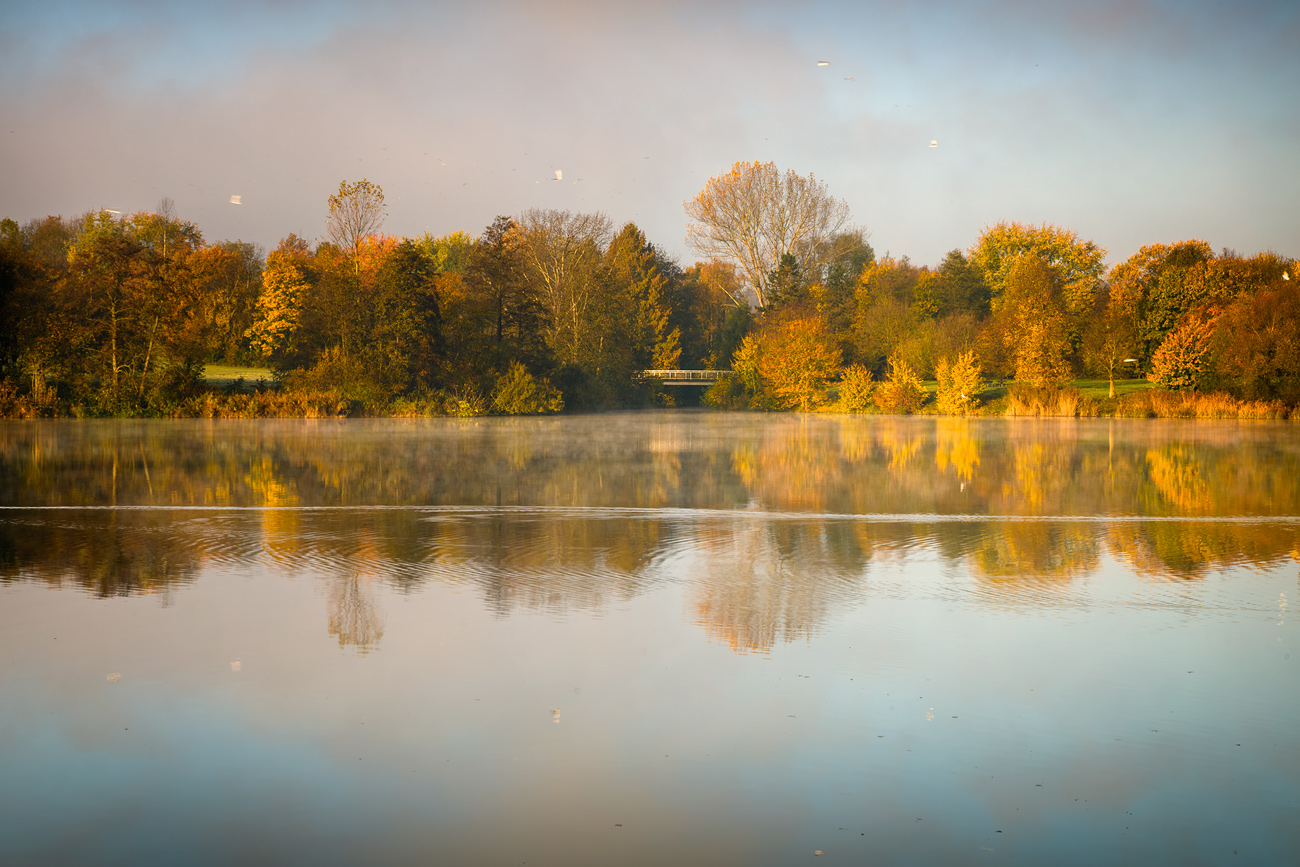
(2, 0, 1296, 266)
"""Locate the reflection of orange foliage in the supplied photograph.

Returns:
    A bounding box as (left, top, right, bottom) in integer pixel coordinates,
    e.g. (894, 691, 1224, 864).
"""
(245, 455, 303, 562)
(1106, 521, 1300, 580)
(732, 423, 834, 512)
(971, 522, 1099, 581)
(873, 420, 923, 474)
(934, 419, 979, 482)
(1145, 446, 1211, 514)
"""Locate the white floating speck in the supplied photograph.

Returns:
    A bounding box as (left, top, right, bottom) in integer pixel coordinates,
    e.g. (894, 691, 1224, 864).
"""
(929, 140, 938, 148)
(107, 672, 121, 682)
(230, 195, 242, 205)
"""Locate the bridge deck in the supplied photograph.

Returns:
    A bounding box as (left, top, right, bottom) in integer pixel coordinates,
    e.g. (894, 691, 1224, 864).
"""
(642, 370, 728, 385)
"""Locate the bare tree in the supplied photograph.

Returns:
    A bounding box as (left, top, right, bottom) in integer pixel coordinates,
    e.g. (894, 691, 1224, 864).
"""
(517, 208, 612, 364)
(326, 179, 386, 271)
(684, 161, 852, 309)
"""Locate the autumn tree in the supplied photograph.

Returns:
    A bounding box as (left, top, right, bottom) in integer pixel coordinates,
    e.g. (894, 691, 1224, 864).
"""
(248, 235, 314, 366)
(188, 241, 263, 364)
(517, 208, 612, 366)
(1081, 285, 1139, 397)
(1001, 254, 1073, 387)
(676, 260, 749, 369)
(56, 210, 205, 407)
(326, 179, 386, 273)
(1107, 240, 1214, 361)
(935, 350, 982, 413)
(684, 161, 851, 309)
(1208, 279, 1300, 400)
(852, 256, 925, 372)
(875, 355, 925, 414)
(970, 221, 1106, 323)
(755, 309, 842, 411)
(1149, 314, 1217, 391)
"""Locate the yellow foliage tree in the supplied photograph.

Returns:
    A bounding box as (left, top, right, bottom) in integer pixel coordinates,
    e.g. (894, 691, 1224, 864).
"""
(970, 221, 1106, 321)
(755, 311, 842, 411)
(935, 350, 982, 413)
(248, 238, 312, 361)
(1003, 255, 1073, 387)
(875, 355, 925, 413)
(837, 364, 875, 412)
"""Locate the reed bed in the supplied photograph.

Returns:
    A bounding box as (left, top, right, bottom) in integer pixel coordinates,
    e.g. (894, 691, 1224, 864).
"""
(1115, 389, 1291, 420)
(1003, 385, 1102, 418)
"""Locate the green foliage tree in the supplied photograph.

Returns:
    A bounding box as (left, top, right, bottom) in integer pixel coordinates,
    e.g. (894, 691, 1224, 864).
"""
(605, 222, 681, 371)
(517, 208, 612, 368)
(931, 249, 990, 317)
(461, 216, 551, 376)
(371, 239, 444, 391)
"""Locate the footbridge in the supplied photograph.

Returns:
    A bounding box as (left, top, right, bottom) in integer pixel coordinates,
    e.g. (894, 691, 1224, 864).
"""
(641, 370, 729, 386)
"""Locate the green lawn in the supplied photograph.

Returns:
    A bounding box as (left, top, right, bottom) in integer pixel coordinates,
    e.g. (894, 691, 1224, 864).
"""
(1072, 378, 1153, 399)
(202, 364, 273, 390)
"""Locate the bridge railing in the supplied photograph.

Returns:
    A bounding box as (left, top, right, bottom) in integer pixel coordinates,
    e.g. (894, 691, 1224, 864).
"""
(641, 370, 729, 385)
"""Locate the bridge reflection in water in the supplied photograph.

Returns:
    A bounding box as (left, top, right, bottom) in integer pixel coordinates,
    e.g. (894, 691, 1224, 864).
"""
(642, 370, 728, 386)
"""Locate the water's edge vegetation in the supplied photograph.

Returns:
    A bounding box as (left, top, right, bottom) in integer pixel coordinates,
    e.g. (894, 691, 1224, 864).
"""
(2, 167, 1295, 420)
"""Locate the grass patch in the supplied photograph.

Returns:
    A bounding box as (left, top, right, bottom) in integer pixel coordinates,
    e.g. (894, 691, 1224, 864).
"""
(1074, 378, 1153, 399)
(203, 364, 273, 392)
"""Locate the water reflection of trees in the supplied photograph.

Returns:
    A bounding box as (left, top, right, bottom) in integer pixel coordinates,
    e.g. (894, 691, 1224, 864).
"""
(689, 519, 874, 654)
(0, 511, 198, 597)
(3, 416, 1299, 646)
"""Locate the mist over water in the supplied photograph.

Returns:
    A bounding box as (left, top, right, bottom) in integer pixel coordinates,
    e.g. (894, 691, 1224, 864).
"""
(1, 414, 1297, 865)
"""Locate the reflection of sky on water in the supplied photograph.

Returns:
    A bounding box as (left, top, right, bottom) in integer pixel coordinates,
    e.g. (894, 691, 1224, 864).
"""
(0, 415, 1297, 864)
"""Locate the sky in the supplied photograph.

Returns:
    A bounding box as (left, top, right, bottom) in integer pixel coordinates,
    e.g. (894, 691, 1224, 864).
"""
(1, 0, 1297, 268)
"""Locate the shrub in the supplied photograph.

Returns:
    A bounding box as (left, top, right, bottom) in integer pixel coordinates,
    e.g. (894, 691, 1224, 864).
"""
(875, 356, 925, 414)
(935, 350, 982, 414)
(837, 364, 875, 412)
(1149, 315, 1216, 391)
(702, 374, 750, 409)
(491, 363, 564, 415)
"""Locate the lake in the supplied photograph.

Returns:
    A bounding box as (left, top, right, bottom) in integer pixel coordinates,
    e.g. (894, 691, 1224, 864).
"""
(1, 413, 1297, 865)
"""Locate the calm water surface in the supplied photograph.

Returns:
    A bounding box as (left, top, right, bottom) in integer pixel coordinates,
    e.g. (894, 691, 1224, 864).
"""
(1, 413, 1297, 865)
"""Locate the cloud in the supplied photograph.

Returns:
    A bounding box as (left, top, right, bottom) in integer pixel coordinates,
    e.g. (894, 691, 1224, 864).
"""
(2, 0, 1297, 265)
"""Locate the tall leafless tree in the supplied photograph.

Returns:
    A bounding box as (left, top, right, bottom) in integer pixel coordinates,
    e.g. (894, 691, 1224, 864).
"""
(684, 161, 851, 309)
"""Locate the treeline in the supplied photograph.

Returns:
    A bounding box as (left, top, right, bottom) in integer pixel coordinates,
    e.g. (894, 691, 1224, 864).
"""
(0, 198, 763, 417)
(0, 177, 1296, 418)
